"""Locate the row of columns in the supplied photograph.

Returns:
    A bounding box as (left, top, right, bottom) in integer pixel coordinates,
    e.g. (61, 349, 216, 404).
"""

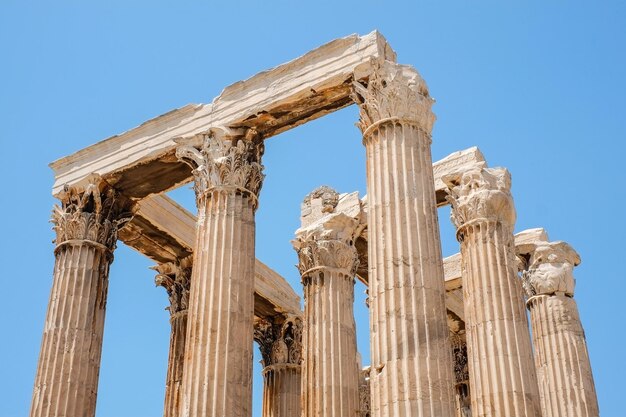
(30, 59, 599, 417)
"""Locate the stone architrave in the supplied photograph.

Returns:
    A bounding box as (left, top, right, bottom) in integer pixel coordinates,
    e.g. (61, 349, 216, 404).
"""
(444, 167, 541, 417)
(30, 180, 131, 417)
(522, 242, 599, 417)
(175, 127, 264, 417)
(154, 257, 192, 417)
(352, 60, 456, 417)
(254, 316, 303, 417)
(293, 188, 361, 417)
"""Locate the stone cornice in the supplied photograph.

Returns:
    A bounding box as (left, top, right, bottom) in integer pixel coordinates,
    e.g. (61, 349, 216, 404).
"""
(50, 31, 396, 198)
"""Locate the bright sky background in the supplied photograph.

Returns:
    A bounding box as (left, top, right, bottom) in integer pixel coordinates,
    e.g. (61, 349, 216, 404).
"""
(1, 2, 625, 416)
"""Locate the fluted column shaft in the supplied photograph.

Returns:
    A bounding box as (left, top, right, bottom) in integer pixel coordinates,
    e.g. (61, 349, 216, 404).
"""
(164, 311, 187, 417)
(293, 195, 361, 417)
(353, 61, 456, 417)
(180, 190, 255, 417)
(30, 182, 129, 417)
(176, 129, 264, 417)
(523, 242, 599, 417)
(155, 260, 192, 417)
(301, 268, 360, 416)
(446, 167, 541, 417)
(31, 242, 111, 417)
(261, 365, 301, 417)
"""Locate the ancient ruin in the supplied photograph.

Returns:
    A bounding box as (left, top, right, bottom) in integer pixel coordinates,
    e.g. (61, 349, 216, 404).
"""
(30, 31, 599, 417)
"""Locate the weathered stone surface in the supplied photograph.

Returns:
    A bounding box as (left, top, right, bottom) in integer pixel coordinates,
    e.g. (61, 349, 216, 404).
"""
(445, 167, 541, 417)
(37, 30, 600, 417)
(522, 241, 599, 417)
(30, 180, 131, 417)
(122, 193, 301, 320)
(50, 31, 396, 198)
(355, 61, 456, 417)
(176, 135, 263, 417)
(358, 367, 371, 417)
(154, 258, 192, 417)
(294, 187, 361, 417)
(254, 316, 302, 417)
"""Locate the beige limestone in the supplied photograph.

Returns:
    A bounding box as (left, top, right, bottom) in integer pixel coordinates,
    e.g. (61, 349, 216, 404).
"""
(154, 258, 192, 417)
(353, 60, 456, 417)
(444, 167, 541, 417)
(359, 367, 371, 417)
(521, 241, 599, 417)
(49, 31, 396, 198)
(176, 129, 264, 417)
(449, 331, 470, 417)
(254, 316, 303, 417)
(30, 181, 131, 417)
(293, 187, 362, 417)
(36, 31, 601, 417)
(124, 193, 301, 320)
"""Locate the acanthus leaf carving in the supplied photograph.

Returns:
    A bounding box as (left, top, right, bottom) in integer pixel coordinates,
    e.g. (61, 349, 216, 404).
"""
(175, 127, 265, 208)
(443, 167, 516, 231)
(351, 60, 435, 134)
(51, 178, 133, 251)
(254, 316, 302, 367)
(521, 241, 580, 298)
(155, 257, 192, 315)
(292, 208, 360, 278)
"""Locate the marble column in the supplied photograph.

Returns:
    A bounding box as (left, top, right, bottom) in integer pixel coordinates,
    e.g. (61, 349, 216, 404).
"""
(155, 257, 192, 417)
(254, 316, 303, 417)
(30, 181, 131, 417)
(352, 60, 456, 417)
(175, 128, 264, 417)
(293, 199, 360, 417)
(444, 167, 541, 417)
(522, 241, 599, 417)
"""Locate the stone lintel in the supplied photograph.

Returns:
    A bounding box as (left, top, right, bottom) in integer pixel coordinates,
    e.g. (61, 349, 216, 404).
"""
(50, 31, 396, 198)
(120, 194, 301, 319)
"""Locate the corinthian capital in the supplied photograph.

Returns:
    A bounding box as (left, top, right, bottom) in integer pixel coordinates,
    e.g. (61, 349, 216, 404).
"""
(351, 60, 435, 134)
(254, 316, 303, 367)
(51, 177, 133, 251)
(443, 167, 516, 230)
(521, 241, 580, 297)
(175, 127, 265, 207)
(293, 212, 360, 277)
(154, 257, 192, 315)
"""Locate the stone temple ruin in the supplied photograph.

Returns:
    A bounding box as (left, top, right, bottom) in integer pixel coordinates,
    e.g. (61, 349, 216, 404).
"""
(30, 32, 599, 417)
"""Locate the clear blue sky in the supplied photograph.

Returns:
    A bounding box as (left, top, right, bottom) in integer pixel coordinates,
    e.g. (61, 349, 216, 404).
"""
(1, 1, 624, 416)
